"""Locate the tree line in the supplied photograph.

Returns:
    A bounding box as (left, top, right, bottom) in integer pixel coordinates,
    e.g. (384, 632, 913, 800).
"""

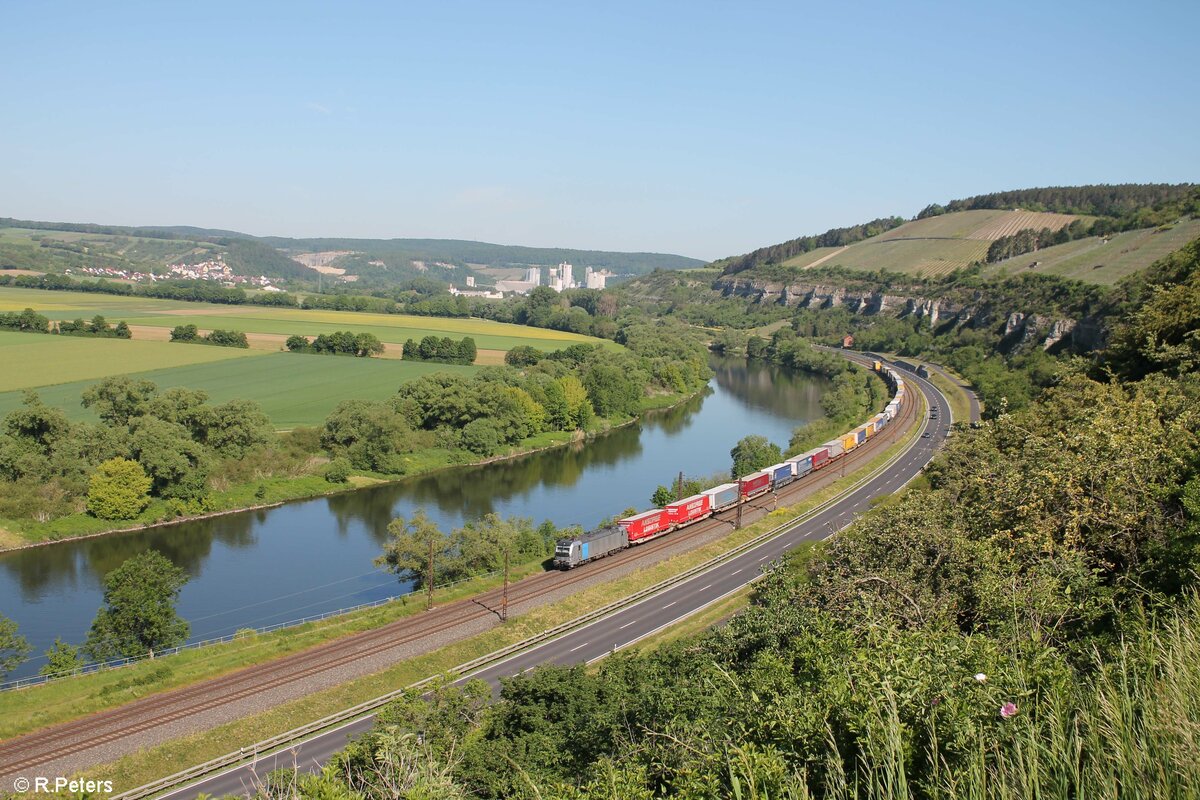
(401, 335, 476, 364)
(1, 307, 132, 339)
(286, 331, 385, 357)
(169, 324, 249, 348)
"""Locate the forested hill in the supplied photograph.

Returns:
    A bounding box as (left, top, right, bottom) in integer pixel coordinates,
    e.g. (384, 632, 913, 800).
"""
(0, 217, 704, 284)
(920, 183, 1197, 219)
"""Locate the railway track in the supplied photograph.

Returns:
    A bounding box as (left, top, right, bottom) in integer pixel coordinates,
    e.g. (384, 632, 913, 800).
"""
(0, 364, 920, 780)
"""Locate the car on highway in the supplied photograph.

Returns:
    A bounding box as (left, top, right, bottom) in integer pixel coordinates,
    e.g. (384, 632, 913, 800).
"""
(922, 432, 932, 438)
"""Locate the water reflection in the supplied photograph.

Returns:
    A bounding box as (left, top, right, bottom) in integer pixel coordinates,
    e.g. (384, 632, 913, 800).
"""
(0, 357, 829, 678)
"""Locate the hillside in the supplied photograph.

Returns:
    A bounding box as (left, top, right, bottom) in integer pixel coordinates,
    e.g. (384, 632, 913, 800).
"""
(780, 209, 1085, 277)
(0, 217, 704, 289)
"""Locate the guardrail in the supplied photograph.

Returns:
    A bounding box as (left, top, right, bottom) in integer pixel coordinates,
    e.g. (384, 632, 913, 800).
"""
(113, 381, 930, 800)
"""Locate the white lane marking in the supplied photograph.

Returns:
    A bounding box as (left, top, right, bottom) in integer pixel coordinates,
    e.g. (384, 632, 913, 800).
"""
(568, 642, 589, 653)
(731, 568, 743, 575)
(663, 601, 676, 609)
(700, 583, 713, 591)
(618, 620, 637, 630)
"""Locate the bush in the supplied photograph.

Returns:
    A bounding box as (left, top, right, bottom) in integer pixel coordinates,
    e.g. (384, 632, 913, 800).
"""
(86, 458, 152, 520)
(324, 457, 351, 483)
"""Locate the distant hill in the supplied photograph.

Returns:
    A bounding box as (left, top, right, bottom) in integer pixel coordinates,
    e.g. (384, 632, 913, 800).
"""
(715, 183, 1199, 285)
(0, 217, 704, 287)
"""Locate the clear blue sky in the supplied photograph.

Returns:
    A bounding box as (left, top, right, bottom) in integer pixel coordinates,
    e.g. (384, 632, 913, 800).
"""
(2, 1, 1196, 260)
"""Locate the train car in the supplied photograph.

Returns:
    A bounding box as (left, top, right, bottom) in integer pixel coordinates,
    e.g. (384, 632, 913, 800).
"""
(554, 525, 627, 569)
(665, 493, 712, 527)
(856, 425, 869, 444)
(619, 508, 673, 544)
(739, 470, 772, 499)
(872, 360, 883, 372)
(841, 432, 858, 453)
(809, 446, 832, 470)
(703, 482, 741, 512)
(824, 438, 846, 459)
(766, 462, 795, 490)
(786, 451, 815, 478)
(872, 412, 888, 432)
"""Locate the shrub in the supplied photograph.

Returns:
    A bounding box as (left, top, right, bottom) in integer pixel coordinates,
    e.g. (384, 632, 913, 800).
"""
(86, 458, 152, 520)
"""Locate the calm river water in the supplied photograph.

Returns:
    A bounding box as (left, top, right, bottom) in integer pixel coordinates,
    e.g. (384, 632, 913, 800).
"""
(0, 357, 828, 678)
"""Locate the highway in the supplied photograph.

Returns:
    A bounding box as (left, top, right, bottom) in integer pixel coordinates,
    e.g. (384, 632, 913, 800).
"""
(157, 361, 960, 800)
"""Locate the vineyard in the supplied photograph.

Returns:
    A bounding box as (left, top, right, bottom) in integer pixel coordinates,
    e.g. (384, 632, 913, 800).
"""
(967, 210, 1080, 240)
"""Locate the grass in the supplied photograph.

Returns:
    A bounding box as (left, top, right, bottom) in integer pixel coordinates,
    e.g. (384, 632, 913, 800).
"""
(0, 349, 476, 428)
(67, 410, 925, 790)
(0, 330, 265, 392)
(782, 597, 1200, 800)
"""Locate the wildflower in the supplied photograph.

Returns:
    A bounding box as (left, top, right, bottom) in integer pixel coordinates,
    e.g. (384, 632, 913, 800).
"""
(974, 673, 987, 684)
(1000, 702, 1018, 719)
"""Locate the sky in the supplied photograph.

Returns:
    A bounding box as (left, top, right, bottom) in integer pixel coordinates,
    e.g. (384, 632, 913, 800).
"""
(2, 1, 1197, 261)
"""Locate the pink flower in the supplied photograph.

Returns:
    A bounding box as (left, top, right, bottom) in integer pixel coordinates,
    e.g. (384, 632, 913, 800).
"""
(1000, 702, 1018, 719)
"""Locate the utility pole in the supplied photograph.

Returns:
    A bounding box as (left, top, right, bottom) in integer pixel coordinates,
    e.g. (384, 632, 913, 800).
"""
(735, 478, 744, 529)
(427, 536, 434, 611)
(502, 548, 509, 623)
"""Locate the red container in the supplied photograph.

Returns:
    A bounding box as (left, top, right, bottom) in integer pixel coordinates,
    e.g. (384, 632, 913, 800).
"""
(619, 508, 672, 543)
(811, 448, 831, 470)
(665, 493, 712, 527)
(739, 471, 772, 498)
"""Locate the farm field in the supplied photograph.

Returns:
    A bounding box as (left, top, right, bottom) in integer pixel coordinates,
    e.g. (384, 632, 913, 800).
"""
(0, 330, 264, 392)
(983, 219, 1200, 284)
(0, 350, 477, 428)
(0, 287, 611, 351)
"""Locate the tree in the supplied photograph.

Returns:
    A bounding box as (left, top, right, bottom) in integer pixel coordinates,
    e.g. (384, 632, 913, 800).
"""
(505, 345, 545, 367)
(583, 363, 641, 418)
(81, 376, 158, 426)
(375, 511, 462, 591)
(129, 416, 210, 499)
(198, 399, 273, 458)
(457, 336, 477, 364)
(285, 334, 311, 351)
(730, 435, 782, 478)
(0, 614, 32, 678)
(84, 551, 190, 660)
(170, 324, 200, 342)
(40, 638, 84, 676)
(651, 485, 675, 507)
(86, 457, 152, 519)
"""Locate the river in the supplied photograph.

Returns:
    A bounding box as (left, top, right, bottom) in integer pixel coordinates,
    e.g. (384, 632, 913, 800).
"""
(0, 357, 828, 679)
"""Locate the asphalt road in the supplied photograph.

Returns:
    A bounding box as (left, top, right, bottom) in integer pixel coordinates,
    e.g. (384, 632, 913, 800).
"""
(157, 363, 957, 800)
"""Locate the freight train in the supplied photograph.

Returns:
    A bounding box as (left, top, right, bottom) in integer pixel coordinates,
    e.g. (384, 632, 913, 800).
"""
(553, 360, 909, 569)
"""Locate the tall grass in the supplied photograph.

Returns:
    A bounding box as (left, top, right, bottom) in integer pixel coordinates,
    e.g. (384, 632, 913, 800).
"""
(726, 598, 1200, 800)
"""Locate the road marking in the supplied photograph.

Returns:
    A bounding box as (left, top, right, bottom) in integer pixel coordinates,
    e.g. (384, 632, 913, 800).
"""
(700, 583, 713, 591)
(568, 642, 589, 653)
(731, 568, 742, 575)
(618, 620, 637, 630)
(663, 601, 676, 609)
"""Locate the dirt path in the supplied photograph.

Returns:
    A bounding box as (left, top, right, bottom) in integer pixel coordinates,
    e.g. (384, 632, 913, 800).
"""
(804, 245, 849, 269)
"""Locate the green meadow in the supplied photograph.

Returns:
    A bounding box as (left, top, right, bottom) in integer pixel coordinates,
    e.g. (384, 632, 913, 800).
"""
(0, 349, 477, 429)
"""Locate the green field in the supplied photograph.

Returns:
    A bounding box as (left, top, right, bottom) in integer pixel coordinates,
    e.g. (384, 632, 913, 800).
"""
(0, 331, 264, 392)
(0, 287, 610, 351)
(0, 350, 477, 428)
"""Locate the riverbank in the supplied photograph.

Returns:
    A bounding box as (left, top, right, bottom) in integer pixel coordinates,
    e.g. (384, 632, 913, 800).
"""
(6, 394, 924, 787)
(0, 388, 702, 552)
